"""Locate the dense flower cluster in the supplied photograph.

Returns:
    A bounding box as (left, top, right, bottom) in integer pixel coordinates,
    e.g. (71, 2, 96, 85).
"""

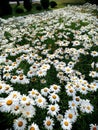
(0, 3, 98, 130)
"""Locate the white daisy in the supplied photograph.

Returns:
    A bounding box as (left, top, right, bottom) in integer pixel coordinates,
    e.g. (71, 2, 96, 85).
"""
(90, 124, 98, 130)
(64, 109, 78, 123)
(35, 96, 47, 108)
(49, 93, 60, 103)
(50, 84, 60, 93)
(41, 87, 49, 96)
(28, 123, 40, 130)
(47, 104, 60, 117)
(61, 118, 72, 130)
(13, 117, 27, 130)
(44, 116, 54, 130)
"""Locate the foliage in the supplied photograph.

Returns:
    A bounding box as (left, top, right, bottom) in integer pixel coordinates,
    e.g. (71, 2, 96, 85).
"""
(23, 0, 32, 11)
(50, 1, 57, 8)
(40, 0, 50, 9)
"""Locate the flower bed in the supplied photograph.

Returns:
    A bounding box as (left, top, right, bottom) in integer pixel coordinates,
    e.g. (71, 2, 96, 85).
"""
(0, 3, 98, 130)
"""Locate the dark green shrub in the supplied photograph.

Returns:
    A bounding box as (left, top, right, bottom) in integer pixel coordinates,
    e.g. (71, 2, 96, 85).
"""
(40, 0, 50, 9)
(36, 5, 42, 11)
(15, 6, 24, 14)
(50, 1, 57, 8)
(0, 0, 12, 17)
(23, 0, 32, 11)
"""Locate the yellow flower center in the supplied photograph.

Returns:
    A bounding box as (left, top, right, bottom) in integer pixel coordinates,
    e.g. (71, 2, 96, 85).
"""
(93, 127, 97, 130)
(69, 89, 73, 93)
(22, 97, 26, 101)
(12, 76, 17, 79)
(26, 102, 30, 106)
(5, 86, 10, 90)
(53, 85, 57, 90)
(51, 106, 55, 111)
(26, 112, 30, 115)
(18, 121, 23, 127)
(64, 121, 69, 126)
(19, 76, 23, 80)
(44, 88, 48, 92)
(72, 103, 75, 107)
(14, 106, 19, 111)
(0, 85, 2, 89)
(76, 97, 79, 101)
(52, 95, 56, 99)
(6, 100, 13, 105)
(82, 87, 86, 91)
(32, 91, 35, 95)
(0, 102, 3, 107)
(46, 121, 51, 126)
(87, 106, 91, 110)
(30, 127, 35, 130)
(68, 113, 73, 119)
(38, 99, 42, 103)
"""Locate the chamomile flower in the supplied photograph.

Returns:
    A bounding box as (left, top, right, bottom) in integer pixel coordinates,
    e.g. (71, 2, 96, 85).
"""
(13, 117, 27, 130)
(47, 104, 60, 117)
(61, 118, 72, 130)
(28, 123, 39, 130)
(44, 116, 54, 130)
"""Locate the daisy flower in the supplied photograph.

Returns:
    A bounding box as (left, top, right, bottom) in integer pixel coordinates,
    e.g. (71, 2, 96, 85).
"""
(20, 94, 31, 106)
(63, 66, 73, 74)
(61, 118, 72, 130)
(11, 75, 18, 84)
(21, 105, 36, 118)
(66, 87, 76, 97)
(13, 117, 27, 130)
(49, 93, 60, 103)
(64, 109, 78, 123)
(40, 64, 50, 71)
(37, 69, 47, 77)
(28, 123, 40, 130)
(50, 84, 60, 93)
(3, 73, 11, 80)
(80, 99, 94, 113)
(47, 104, 60, 117)
(90, 124, 98, 130)
(44, 116, 54, 130)
(35, 96, 47, 108)
(41, 87, 49, 96)
(2, 97, 15, 112)
(11, 101, 21, 115)
(29, 89, 40, 98)
(56, 114, 63, 121)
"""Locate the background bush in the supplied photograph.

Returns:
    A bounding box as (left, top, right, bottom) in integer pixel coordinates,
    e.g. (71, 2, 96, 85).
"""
(0, 0, 12, 17)
(23, 0, 32, 11)
(50, 1, 57, 8)
(40, 0, 50, 9)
